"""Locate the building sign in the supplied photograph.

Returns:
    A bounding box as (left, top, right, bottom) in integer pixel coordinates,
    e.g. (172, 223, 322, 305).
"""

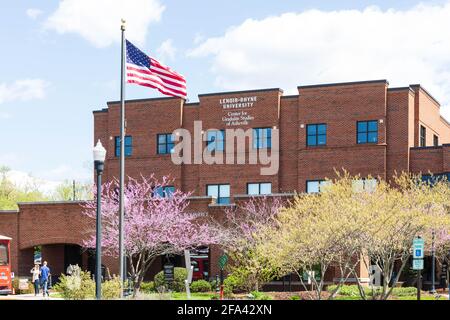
(222, 110, 255, 127)
(187, 212, 208, 218)
(163, 263, 175, 283)
(220, 96, 257, 110)
(220, 96, 257, 127)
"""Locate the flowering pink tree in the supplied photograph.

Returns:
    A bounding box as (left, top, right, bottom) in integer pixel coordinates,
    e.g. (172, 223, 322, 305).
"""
(223, 196, 286, 291)
(82, 175, 222, 292)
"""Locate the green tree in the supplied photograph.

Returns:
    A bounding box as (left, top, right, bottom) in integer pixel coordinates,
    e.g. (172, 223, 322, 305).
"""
(0, 166, 49, 209)
(51, 180, 93, 201)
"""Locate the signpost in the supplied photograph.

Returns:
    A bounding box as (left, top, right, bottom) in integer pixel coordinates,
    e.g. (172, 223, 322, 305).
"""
(412, 237, 424, 300)
(163, 262, 174, 290)
(184, 250, 194, 299)
(218, 254, 228, 300)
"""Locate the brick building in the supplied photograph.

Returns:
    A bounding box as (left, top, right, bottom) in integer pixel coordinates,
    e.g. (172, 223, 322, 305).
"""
(1, 79, 450, 288)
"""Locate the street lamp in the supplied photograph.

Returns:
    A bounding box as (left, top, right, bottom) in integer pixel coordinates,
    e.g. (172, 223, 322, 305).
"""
(93, 140, 106, 300)
(431, 230, 436, 294)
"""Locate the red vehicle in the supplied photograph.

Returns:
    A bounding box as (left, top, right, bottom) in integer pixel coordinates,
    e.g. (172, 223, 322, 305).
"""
(0, 235, 12, 295)
(190, 248, 210, 281)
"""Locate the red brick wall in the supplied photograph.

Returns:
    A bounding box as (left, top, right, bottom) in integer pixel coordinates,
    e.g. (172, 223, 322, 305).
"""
(410, 144, 450, 174)
(17, 202, 92, 250)
(297, 81, 388, 186)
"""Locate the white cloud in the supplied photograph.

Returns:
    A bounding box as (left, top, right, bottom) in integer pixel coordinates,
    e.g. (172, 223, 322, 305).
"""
(193, 33, 205, 45)
(0, 79, 50, 105)
(5, 170, 60, 195)
(0, 112, 11, 119)
(189, 3, 450, 120)
(156, 39, 176, 62)
(44, 0, 165, 48)
(37, 164, 92, 182)
(0, 153, 19, 166)
(26, 8, 43, 20)
(2, 164, 92, 196)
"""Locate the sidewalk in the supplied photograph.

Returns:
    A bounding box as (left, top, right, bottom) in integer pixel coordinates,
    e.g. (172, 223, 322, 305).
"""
(0, 293, 63, 300)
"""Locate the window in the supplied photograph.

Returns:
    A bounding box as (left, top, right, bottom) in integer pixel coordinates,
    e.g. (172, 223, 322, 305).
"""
(307, 124, 327, 146)
(157, 133, 175, 154)
(154, 186, 175, 198)
(253, 128, 272, 149)
(247, 182, 272, 195)
(0, 244, 8, 266)
(352, 178, 377, 193)
(207, 184, 230, 204)
(306, 180, 331, 193)
(115, 136, 132, 157)
(357, 121, 378, 144)
(420, 125, 426, 147)
(434, 134, 439, 147)
(207, 130, 225, 151)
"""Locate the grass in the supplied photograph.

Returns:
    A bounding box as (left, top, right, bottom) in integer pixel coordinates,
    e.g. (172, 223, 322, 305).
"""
(333, 294, 446, 301)
(49, 292, 63, 298)
(136, 292, 218, 300)
(170, 292, 218, 300)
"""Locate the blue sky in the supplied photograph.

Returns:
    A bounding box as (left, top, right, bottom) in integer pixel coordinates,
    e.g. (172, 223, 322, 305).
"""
(1, 0, 450, 188)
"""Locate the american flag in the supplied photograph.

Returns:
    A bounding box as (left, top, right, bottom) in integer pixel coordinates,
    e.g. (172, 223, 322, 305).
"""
(126, 40, 187, 99)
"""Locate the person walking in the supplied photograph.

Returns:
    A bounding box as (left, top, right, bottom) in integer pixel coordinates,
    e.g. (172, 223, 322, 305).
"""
(40, 261, 51, 297)
(30, 264, 40, 296)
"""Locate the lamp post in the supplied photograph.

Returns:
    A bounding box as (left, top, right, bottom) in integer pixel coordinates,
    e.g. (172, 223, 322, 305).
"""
(431, 230, 436, 294)
(93, 140, 106, 300)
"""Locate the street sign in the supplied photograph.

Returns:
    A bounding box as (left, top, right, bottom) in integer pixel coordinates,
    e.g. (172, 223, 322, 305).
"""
(218, 254, 228, 270)
(34, 252, 42, 265)
(413, 259, 424, 270)
(412, 238, 424, 259)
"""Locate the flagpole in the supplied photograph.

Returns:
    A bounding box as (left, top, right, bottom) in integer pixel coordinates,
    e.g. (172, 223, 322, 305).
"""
(119, 18, 126, 298)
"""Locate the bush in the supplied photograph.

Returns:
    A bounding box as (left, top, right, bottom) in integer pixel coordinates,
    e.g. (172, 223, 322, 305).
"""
(154, 268, 188, 292)
(12, 278, 34, 294)
(290, 295, 301, 300)
(328, 285, 365, 297)
(249, 291, 272, 300)
(53, 271, 95, 300)
(223, 273, 244, 296)
(140, 281, 156, 293)
(190, 280, 212, 293)
(328, 285, 417, 298)
(102, 277, 121, 299)
(392, 287, 417, 297)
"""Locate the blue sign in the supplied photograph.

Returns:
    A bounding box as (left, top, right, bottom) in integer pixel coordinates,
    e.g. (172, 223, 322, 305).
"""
(412, 238, 424, 259)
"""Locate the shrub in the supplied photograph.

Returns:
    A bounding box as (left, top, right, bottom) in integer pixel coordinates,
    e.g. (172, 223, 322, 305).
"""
(12, 278, 34, 294)
(140, 281, 156, 293)
(190, 280, 212, 293)
(209, 278, 220, 291)
(223, 273, 244, 296)
(328, 285, 365, 297)
(290, 295, 301, 300)
(53, 271, 95, 300)
(102, 277, 121, 299)
(154, 268, 188, 292)
(392, 287, 417, 297)
(328, 285, 416, 298)
(249, 290, 272, 300)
